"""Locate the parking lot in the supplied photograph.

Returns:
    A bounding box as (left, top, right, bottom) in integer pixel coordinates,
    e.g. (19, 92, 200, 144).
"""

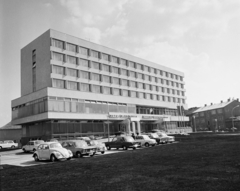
(1, 133, 240, 191)
(0, 142, 177, 167)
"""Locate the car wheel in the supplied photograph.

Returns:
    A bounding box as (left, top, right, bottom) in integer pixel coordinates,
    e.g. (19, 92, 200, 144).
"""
(11, 145, 15, 149)
(101, 151, 105, 154)
(76, 151, 83, 158)
(23, 148, 27, 153)
(33, 154, 39, 161)
(0, 146, 2, 150)
(133, 147, 136, 150)
(106, 145, 111, 150)
(50, 154, 56, 162)
(123, 146, 128, 150)
(152, 144, 155, 147)
(90, 152, 95, 157)
(145, 142, 150, 147)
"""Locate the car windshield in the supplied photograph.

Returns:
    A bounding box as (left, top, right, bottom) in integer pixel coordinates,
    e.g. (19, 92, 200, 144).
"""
(75, 141, 88, 147)
(81, 137, 91, 141)
(151, 133, 159, 138)
(50, 143, 62, 148)
(36, 140, 44, 144)
(159, 133, 167, 136)
(125, 137, 134, 142)
(142, 135, 150, 140)
(90, 140, 99, 145)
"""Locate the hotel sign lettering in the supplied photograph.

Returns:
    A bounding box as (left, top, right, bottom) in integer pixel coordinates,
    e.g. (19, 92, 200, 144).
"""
(108, 115, 138, 118)
(142, 116, 168, 119)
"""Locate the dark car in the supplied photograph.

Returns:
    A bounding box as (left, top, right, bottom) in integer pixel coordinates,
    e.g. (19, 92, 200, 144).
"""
(61, 140, 97, 158)
(105, 136, 141, 150)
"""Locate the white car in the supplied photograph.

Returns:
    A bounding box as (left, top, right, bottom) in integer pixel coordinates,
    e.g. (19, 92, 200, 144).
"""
(22, 140, 45, 152)
(135, 135, 157, 147)
(0, 140, 18, 149)
(157, 132, 175, 143)
(33, 142, 73, 162)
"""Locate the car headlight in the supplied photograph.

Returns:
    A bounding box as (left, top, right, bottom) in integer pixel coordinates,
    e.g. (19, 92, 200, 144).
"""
(54, 151, 63, 157)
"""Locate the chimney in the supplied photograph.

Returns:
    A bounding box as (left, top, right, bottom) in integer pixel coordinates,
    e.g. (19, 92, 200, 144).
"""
(204, 104, 207, 107)
(211, 103, 213, 105)
(228, 98, 230, 101)
(221, 100, 223, 103)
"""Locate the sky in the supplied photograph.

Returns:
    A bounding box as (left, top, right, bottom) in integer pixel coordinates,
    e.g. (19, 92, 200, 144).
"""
(0, 0, 240, 127)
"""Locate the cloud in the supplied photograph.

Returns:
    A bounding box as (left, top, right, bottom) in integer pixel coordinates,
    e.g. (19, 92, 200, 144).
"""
(82, 27, 102, 43)
(104, 18, 128, 37)
(134, 41, 209, 77)
(59, 0, 128, 25)
(44, 3, 52, 8)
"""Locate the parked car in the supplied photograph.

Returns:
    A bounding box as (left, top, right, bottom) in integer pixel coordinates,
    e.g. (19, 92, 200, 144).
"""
(46, 139, 59, 142)
(61, 140, 97, 157)
(156, 132, 175, 143)
(33, 142, 73, 162)
(22, 140, 45, 152)
(105, 136, 141, 150)
(151, 129, 166, 134)
(88, 140, 106, 154)
(179, 132, 190, 136)
(76, 137, 91, 141)
(0, 140, 18, 149)
(77, 137, 106, 154)
(135, 135, 157, 147)
(145, 133, 167, 144)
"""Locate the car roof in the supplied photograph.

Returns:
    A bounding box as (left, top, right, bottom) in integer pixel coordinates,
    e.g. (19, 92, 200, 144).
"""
(62, 140, 85, 143)
(39, 142, 58, 145)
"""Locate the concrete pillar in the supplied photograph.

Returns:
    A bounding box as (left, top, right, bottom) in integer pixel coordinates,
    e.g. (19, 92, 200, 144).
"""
(136, 121, 141, 135)
(131, 122, 136, 135)
(125, 119, 130, 135)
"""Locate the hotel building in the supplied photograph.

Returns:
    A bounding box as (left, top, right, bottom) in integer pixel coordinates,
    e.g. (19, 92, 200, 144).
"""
(11, 29, 190, 144)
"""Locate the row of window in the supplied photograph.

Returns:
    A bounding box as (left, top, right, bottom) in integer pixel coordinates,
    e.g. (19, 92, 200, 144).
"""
(195, 108, 223, 117)
(52, 65, 185, 90)
(51, 38, 184, 81)
(12, 97, 136, 120)
(136, 106, 178, 116)
(195, 116, 224, 124)
(52, 79, 185, 104)
(12, 96, 133, 110)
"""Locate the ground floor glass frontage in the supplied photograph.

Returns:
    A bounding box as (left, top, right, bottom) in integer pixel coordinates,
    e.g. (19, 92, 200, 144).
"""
(20, 120, 192, 145)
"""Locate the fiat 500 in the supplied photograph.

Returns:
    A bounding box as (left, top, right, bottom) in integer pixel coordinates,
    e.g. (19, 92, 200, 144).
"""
(33, 142, 73, 162)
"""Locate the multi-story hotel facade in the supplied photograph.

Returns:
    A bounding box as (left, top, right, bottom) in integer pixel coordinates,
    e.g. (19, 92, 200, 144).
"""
(11, 29, 190, 144)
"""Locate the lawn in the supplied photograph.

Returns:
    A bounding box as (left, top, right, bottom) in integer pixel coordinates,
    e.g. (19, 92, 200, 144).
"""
(1, 133, 240, 191)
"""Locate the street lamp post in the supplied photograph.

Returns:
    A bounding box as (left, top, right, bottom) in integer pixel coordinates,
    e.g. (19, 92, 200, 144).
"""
(231, 105, 239, 132)
(104, 121, 112, 142)
(193, 115, 196, 132)
(215, 119, 218, 132)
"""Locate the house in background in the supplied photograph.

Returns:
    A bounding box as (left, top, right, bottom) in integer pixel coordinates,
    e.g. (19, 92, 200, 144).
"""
(0, 122, 22, 145)
(185, 107, 199, 132)
(191, 99, 240, 132)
